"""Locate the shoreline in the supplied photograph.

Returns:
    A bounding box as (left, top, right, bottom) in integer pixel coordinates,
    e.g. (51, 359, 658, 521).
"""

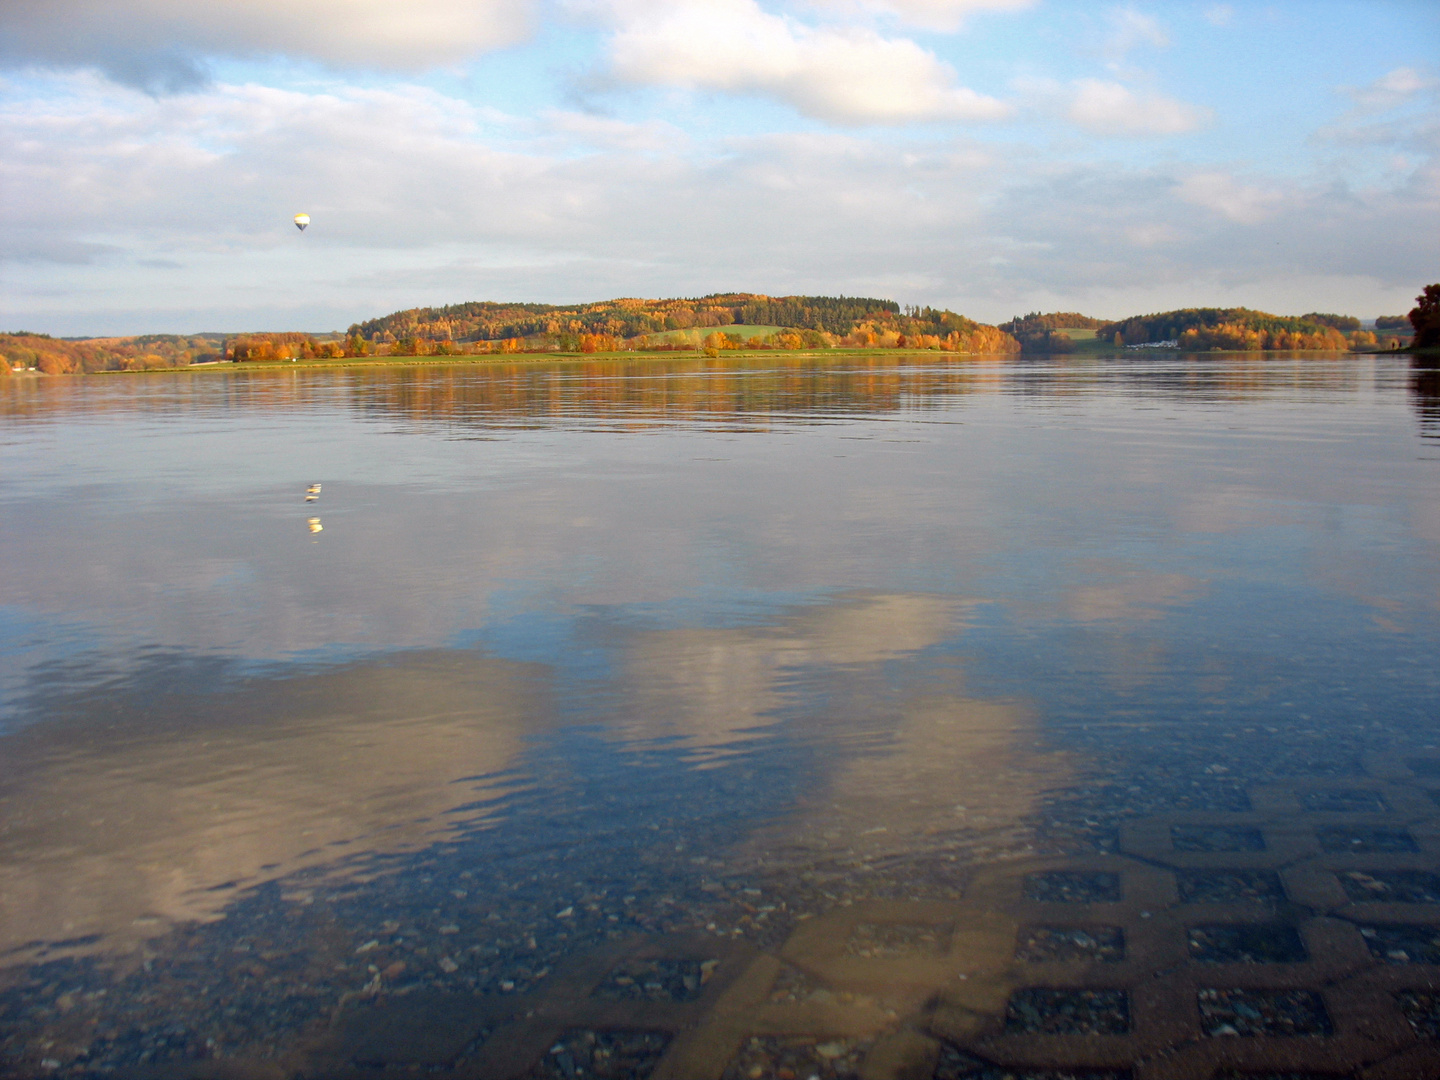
(6, 345, 1428, 379)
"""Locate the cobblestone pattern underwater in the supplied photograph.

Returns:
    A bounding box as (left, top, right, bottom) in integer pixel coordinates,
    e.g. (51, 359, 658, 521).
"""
(10, 755, 1440, 1078)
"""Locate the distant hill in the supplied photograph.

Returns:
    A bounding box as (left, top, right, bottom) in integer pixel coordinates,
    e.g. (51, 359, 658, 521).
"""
(0, 332, 226, 375)
(997, 312, 1108, 353)
(348, 293, 1017, 354)
(6, 295, 1403, 378)
(350, 294, 900, 342)
(1098, 307, 1352, 351)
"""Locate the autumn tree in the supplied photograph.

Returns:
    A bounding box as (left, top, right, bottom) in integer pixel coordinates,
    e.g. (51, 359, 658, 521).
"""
(1409, 284, 1440, 350)
(1301, 313, 1361, 332)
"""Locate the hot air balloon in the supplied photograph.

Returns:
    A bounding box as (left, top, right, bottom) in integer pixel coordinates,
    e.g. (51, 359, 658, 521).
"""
(294, 213, 310, 232)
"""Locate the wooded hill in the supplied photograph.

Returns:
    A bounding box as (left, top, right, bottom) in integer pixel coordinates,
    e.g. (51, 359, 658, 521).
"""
(0, 333, 227, 376)
(8, 292, 1424, 378)
(1097, 308, 1355, 351)
(351, 294, 900, 342)
(997, 312, 1107, 354)
(347, 293, 1016, 354)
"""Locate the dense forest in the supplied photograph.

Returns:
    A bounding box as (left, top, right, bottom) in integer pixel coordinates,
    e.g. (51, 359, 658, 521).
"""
(346, 294, 1016, 354)
(0, 333, 226, 375)
(995, 312, 1107, 354)
(998, 312, 1106, 335)
(349, 294, 903, 343)
(1097, 308, 1355, 351)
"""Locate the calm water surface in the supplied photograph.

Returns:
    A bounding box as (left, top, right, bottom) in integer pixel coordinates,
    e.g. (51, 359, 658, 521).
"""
(1, 354, 1438, 1078)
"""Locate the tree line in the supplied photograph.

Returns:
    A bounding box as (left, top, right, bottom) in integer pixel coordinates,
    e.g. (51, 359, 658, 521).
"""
(0, 333, 225, 375)
(1097, 308, 1354, 351)
(350, 294, 939, 345)
(8, 286, 1434, 378)
(342, 294, 1019, 356)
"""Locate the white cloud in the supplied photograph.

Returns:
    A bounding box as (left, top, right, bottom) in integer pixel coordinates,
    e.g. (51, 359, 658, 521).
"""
(2, 70, 1434, 333)
(1345, 67, 1436, 112)
(602, 0, 1010, 124)
(1175, 172, 1282, 224)
(540, 110, 684, 152)
(1105, 8, 1169, 55)
(805, 0, 1034, 33)
(0, 0, 533, 90)
(1068, 79, 1208, 135)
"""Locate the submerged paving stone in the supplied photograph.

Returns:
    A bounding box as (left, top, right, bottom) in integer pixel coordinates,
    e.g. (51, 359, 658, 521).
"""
(767, 963, 828, 1004)
(1339, 870, 1440, 903)
(721, 1034, 872, 1080)
(1176, 869, 1286, 903)
(334, 994, 495, 1068)
(1359, 924, 1440, 964)
(1396, 991, 1440, 1037)
(1299, 788, 1389, 812)
(1316, 826, 1418, 853)
(1172, 826, 1265, 853)
(1023, 873, 1122, 904)
(933, 1044, 1131, 1080)
(1197, 989, 1332, 1037)
(1187, 924, 1307, 963)
(1015, 926, 1125, 963)
(531, 1028, 672, 1080)
(845, 922, 950, 959)
(592, 957, 718, 1002)
(1004, 988, 1130, 1035)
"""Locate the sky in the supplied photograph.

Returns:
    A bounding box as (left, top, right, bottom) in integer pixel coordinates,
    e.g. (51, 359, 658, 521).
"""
(1, 0, 1437, 335)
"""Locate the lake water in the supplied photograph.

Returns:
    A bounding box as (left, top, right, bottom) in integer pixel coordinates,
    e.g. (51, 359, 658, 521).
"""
(2, 353, 1439, 1079)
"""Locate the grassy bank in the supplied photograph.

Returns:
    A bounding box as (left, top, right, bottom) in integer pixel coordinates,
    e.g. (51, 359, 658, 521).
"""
(10, 343, 1413, 380)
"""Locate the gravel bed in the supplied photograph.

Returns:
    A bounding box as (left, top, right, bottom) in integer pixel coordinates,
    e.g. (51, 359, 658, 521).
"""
(1004, 988, 1129, 1035)
(1187, 924, 1307, 964)
(1015, 926, 1124, 963)
(0, 741, 810, 1077)
(1339, 870, 1440, 903)
(1358, 924, 1440, 964)
(1316, 827, 1418, 853)
(933, 1044, 1131, 1079)
(592, 957, 718, 1002)
(1175, 869, 1286, 903)
(1171, 826, 1265, 853)
(1197, 989, 1331, 1037)
(721, 1034, 871, 1080)
(531, 1028, 671, 1079)
(1299, 789, 1388, 812)
(1396, 990, 1440, 1037)
(1023, 873, 1122, 904)
(844, 923, 950, 959)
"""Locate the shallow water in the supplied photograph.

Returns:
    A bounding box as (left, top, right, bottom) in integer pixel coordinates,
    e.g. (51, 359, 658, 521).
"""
(1, 353, 1438, 1079)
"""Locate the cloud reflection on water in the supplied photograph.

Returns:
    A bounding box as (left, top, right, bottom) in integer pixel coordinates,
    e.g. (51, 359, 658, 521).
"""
(0, 650, 550, 958)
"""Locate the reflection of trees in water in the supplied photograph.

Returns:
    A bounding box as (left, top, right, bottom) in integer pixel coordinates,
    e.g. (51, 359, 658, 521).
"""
(1012, 353, 1364, 403)
(345, 356, 1011, 430)
(345, 355, 1376, 430)
(0, 354, 1397, 428)
(1411, 360, 1440, 440)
